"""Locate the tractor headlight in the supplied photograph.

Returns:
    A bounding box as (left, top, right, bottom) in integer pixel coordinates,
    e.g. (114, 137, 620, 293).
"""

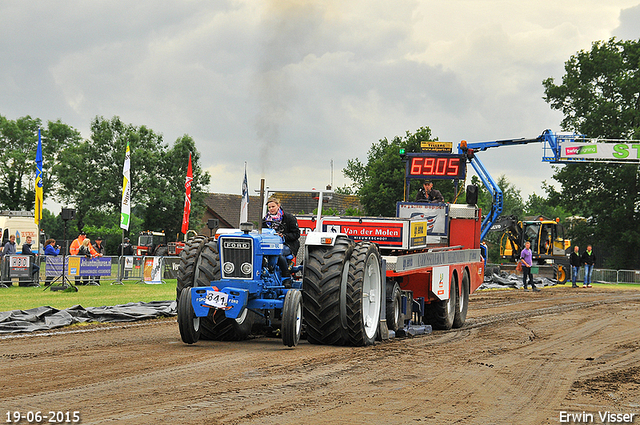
(223, 262, 235, 274)
(240, 222, 253, 233)
(241, 262, 252, 275)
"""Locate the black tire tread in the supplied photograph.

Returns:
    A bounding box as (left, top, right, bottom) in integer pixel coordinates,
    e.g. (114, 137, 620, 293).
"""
(386, 281, 402, 332)
(425, 272, 457, 330)
(282, 289, 303, 347)
(302, 237, 353, 346)
(176, 235, 209, 298)
(346, 242, 382, 346)
(177, 287, 200, 344)
(453, 270, 469, 328)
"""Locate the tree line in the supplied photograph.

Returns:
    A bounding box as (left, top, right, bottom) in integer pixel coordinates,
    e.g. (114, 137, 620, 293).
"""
(0, 115, 210, 253)
(340, 37, 640, 269)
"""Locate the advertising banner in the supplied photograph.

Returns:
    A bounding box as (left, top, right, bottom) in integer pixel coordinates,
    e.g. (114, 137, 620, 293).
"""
(46, 256, 112, 277)
(9, 255, 31, 278)
(163, 257, 181, 279)
(431, 265, 450, 300)
(396, 202, 448, 236)
(295, 215, 318, 235)
(322, 219, 405, 247)
(561, 142, 640, 161)
(143, 257, 163, 284)
(80, 257, 112, 276)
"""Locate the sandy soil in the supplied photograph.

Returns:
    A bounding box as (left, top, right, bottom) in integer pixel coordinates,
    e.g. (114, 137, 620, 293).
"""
(2, 285, 640, 425)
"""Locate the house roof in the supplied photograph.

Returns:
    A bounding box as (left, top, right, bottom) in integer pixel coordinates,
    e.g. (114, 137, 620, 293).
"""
(202, 193, 262, 229)
(200, 191, 363, 231)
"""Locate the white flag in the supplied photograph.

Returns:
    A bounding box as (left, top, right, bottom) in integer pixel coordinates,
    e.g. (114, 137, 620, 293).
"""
(240, 164, 249, 224)
(120, 142, 131, 230)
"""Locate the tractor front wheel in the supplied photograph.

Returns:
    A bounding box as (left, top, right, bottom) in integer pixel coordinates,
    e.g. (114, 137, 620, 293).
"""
(282, 289, 303, 347)
(177, 287, 200, 344)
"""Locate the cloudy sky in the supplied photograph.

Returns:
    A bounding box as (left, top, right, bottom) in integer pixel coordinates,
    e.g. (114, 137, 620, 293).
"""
(2, 0, 640, 211)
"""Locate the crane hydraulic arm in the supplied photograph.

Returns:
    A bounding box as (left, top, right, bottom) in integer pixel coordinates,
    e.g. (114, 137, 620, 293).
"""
(458, 129, 640, 240)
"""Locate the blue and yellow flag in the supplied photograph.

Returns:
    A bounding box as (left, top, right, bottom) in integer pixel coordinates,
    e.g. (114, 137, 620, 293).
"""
(35, 129, 43, 225)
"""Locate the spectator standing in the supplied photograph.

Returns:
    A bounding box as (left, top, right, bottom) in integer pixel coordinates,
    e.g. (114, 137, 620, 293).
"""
(118, 237, 134, 279)
(581, 245, 596, 288)
(1, 234, 17, 257)
(70, 232, 87, 285)
(69, 231, 86, 255)
(520, 241, 539, 292)
(1, 235, 17, 285)
(569, 245, 581, 288)
(43, 239, 60, 286)
(21, 235, 40, 284)
(77, 239, 98, 285)
(92, 237, 105, 285)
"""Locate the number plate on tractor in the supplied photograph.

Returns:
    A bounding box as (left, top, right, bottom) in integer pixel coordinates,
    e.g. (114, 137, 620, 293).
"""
(204, 290, 228, 309)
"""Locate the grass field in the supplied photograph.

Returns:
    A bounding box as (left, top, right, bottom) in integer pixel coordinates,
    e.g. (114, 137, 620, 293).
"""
(0, 279, 177, 312)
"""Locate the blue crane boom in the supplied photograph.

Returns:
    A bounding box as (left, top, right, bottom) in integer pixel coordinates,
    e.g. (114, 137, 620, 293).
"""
(457, 129, 640, 240)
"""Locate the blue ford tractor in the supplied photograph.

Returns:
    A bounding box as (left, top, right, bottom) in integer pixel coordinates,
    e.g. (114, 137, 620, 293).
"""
(176, 221, 385, 348)
(177, 223, 304, 347)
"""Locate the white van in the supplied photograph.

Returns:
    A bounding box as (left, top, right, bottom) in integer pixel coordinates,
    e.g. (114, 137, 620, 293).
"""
(0, 211, 40, 254)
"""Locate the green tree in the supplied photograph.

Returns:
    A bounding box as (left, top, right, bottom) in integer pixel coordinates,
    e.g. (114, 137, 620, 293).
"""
(343, 127, 457, 216)
(0, 116, 79, 210)
(140, 135, 211, 239)
(524, 190, 568, 220)
(542, 38, 640, 269)
(54, 116, 210, 239)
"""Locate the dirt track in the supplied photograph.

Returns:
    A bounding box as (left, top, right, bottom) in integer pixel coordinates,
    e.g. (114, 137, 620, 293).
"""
(2, 286, 640, 424)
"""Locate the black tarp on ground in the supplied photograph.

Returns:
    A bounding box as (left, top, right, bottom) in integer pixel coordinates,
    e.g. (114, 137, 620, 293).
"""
(479, 271, 558, 290)
(0, 301, 177, 334)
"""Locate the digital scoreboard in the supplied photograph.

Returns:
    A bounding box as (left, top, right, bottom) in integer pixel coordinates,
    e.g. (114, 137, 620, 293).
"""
(404, 153, 466, 180)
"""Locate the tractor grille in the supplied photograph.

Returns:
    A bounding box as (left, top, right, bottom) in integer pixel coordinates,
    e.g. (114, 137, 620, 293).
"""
(220, 237, 253, 279)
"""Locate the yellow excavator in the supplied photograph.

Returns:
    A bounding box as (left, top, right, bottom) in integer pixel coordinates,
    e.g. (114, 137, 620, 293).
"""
(490, 215, 571, 283)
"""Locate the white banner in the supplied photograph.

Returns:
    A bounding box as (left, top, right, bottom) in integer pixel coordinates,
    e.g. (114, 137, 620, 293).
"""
(561, 142, 640, 161)
(120, 142, 131, 230)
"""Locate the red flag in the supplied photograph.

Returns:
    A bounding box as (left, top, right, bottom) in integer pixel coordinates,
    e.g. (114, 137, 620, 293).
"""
(181, 153, 193, 234)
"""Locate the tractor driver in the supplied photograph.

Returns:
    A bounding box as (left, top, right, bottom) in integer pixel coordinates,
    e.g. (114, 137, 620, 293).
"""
(262, 196, 300, 281)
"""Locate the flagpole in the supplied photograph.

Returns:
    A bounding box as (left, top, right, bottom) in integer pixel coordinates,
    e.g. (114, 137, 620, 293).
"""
(116, 141, 131, 285)
(240, 162, 249, 226)
(35, 128, 43, 257)
(181, 152, 193, 237)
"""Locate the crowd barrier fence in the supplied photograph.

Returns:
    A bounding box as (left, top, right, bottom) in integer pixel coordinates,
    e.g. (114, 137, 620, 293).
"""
(0, 255, 183, 286)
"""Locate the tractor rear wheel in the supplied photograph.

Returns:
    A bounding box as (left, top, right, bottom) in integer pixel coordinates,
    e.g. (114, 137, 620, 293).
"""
(345, 242, 383, 346)
(155, 246, 169, 257)
(426, 272, 457, 330)
(282, 289, 303, 347)
(302, 236, 354, 345)
(195, 240, 254, 341)
(177, 287, 200, 344)
(453, 270, 470, 328)
(176, 234, 209, 300)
